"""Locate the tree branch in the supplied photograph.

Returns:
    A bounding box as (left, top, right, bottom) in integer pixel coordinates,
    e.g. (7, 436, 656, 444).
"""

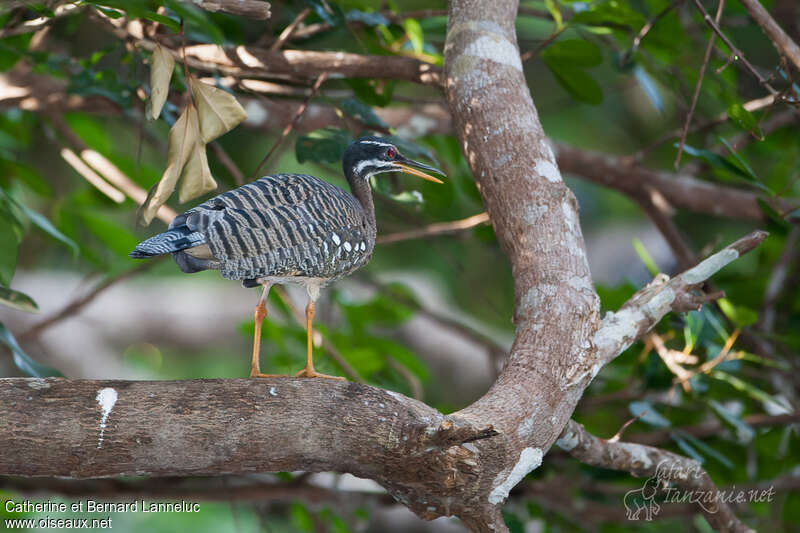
(738, 0, 800, 73)
(0, 377, 495, 522)
(557, 420, 754, 532)
(554, 144, 796, 221)
(594, 230, 768, 367)
(377, 212, 490, 244)
(189, 0, 271, 20)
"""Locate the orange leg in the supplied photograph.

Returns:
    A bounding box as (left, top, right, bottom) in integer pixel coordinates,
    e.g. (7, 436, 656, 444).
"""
(250, 283, 287, 378)
(295, 298, 345, 380)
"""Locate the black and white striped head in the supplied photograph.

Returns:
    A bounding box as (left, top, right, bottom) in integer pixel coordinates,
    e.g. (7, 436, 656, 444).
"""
(343, 136, 444, 185)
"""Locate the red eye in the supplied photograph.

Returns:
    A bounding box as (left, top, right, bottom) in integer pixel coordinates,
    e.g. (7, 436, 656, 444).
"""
(386, 148, 396, 159)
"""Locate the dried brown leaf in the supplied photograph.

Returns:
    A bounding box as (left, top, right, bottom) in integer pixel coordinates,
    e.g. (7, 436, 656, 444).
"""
(178, 142, 217, 203)
(148, 45, 175, 121)
(139, 103, 200, 225)
(190, 76, 247, 143)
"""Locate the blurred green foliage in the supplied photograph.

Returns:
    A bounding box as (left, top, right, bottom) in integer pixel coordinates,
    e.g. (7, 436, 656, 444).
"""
(0, 0, 798, 531)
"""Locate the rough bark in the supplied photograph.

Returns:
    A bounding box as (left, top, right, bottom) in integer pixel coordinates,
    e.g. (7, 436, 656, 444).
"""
(557, 421, 754, 533)
(190, 0, 271, 20)
(440, 0, 602, 525)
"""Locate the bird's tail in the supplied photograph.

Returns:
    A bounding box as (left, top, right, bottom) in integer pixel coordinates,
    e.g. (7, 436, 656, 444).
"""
(129, 226, 205, 258)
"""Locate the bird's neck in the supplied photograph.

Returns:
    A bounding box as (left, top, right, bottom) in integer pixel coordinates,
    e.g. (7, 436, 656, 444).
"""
(346, 172, 377, 231)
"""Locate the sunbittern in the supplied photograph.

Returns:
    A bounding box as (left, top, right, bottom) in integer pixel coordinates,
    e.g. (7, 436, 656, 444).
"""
(130, 136, 445, 379)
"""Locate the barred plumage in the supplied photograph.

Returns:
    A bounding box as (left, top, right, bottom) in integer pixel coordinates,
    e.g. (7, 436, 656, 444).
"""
(169, 173, 376, 285)
(130, 136, 444, 379)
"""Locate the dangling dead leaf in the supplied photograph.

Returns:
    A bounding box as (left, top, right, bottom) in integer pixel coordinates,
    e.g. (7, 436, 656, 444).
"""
(178, 142, 217, 202)
(148, 45, 175, 120)
(139, 102, 200, 225)
(190, 76, 247, 143)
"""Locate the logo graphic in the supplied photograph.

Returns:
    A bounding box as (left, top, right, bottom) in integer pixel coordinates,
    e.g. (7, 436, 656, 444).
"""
(623, 476, 663, 521)
(623, 459, 776, 521)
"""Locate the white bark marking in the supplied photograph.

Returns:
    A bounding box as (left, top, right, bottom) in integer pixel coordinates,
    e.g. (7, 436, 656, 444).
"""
(618, 443, 653, 469)
(534, 159, 562, 183)
(567, 276, 593, 294)
(681, 249, 739, 284)
(463, 36, 522, 71)
(27, 379, 50, 390)
(516, 415, 536, 438)
(95, 387, 118, 449)
(555, 430, 579, 451)
(488, 447, 543, 504)
(523, 204, 548, 225)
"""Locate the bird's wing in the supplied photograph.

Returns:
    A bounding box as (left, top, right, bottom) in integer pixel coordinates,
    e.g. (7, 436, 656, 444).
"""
(182, 174, 370, 280)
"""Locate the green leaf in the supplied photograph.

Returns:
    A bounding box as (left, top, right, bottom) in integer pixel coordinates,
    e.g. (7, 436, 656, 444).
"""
(296, 128, 353, 164)
(1, 190, 79, 257)
(164, 0, 224, 43)
(544, 0, 564, 29)
(679, 142, 771, 194)
(670, 432, 705, 463)
(570, 1, 647, 29)
(2, 159, 52, 197)
(727, 104, 763, 138)
(628, 400, 671, 427)
(757, 198, 792, 230)
(0, 201, 20, 286)
(716, 298, 758, 328)
(719, 137, 768, 192)
(543, 59, 603, 104)
(345, 79, 395, 107)
(289, 503, 314, 532)
(541, 39, 603, 67)
(632, 237, 659, 276)
(340, 346, 385, 376)
(79, 211, 140, 258)
(339, 98, 388, 129)
(708, 399, 754, 442)
(346, 10, 389, 26)
(676, 430, 735, 469)
(403, 18, 424, 53)
(0, 322, 63, 377)
(0, 34, 33, 72)
(304, 0, 345, 26)
(0, 286, 38, 313)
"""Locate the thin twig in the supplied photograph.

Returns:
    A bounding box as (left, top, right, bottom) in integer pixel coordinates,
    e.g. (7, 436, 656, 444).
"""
(676, 328, 741, 387)
(634, 188, 696, 270)
(270, 7, 311, 51)
(19, 261, 159, 342)
(210, 142, 245, 186)
(521, 29, 565, 62)
(272, 286, 364, 382)
(691, 0, 779, 95)
(609, 410, 647, 442)
(675, 0, 725, 168)
(635, 93, 777, 159)
(251, 73, 327, 179)
(739, 0, 800, 73)
(647, 333, 695, 392)
(631, 0, 684, 56)
(386, 355, 424, 400)
(627, 412, 800, 446)
(759, 226, 800, 332)
(377, 212, 490, 244)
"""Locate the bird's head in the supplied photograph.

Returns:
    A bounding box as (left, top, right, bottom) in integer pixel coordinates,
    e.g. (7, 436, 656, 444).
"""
(343, 136, 445, 186)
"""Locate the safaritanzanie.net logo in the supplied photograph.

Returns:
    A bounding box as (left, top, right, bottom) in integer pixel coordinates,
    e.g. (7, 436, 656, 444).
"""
(624, 459, 775, 521)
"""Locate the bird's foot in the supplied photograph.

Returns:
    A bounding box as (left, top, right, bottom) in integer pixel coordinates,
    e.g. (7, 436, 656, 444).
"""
(294, 368, 346, 380)
(249, 369, 289, 378)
